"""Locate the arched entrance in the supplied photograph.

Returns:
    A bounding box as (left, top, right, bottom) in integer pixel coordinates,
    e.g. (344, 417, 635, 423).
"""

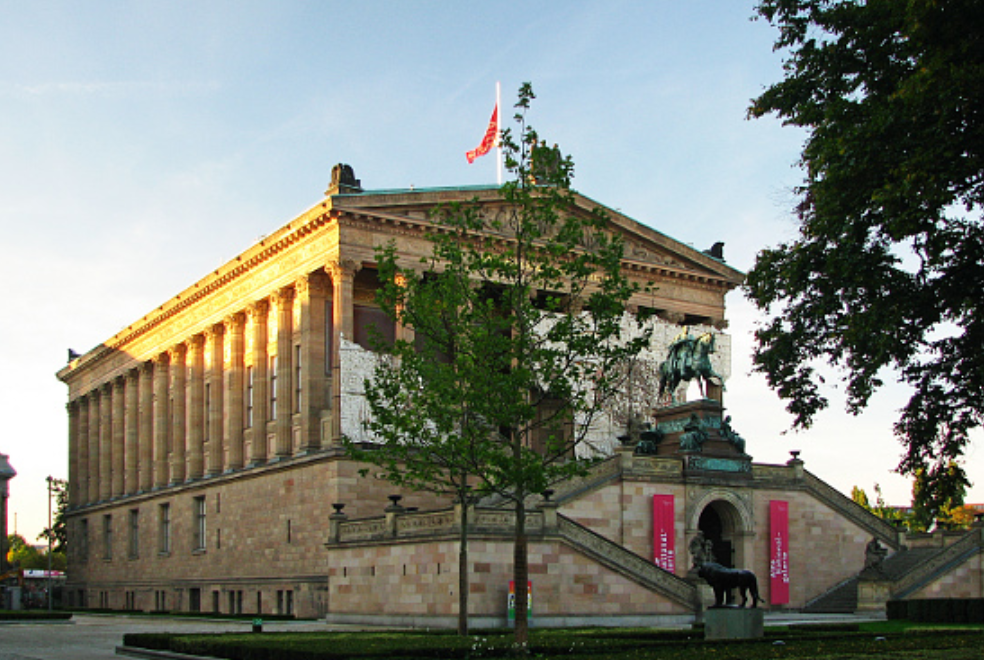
(697, 500, 741, 568)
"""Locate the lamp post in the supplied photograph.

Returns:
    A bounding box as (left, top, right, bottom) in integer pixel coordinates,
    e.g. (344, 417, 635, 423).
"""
(0, 454, 16, 575)
(46, 475, 53, 612)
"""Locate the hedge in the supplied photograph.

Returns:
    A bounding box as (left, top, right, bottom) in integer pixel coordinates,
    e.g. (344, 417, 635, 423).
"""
(887, 599, 984, 623)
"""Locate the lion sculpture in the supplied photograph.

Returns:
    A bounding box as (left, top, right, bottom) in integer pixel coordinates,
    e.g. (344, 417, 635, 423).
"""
(697, 562, 764, 608)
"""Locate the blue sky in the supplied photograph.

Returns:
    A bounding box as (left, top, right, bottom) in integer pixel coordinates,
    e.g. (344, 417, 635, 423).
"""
(2, 1, 980, 542)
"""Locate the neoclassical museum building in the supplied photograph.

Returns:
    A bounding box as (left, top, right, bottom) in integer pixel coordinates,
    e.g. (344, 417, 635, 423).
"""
(58, 166, 982, 625)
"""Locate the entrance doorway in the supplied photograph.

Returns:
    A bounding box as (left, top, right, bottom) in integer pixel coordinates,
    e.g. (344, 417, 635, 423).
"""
(698, 502, 737, 568)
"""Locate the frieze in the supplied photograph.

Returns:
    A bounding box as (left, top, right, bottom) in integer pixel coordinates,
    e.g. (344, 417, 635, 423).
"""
(685, 456, 751, 473)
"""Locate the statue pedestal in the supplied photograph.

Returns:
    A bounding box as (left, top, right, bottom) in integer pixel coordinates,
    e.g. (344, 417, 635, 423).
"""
(704, 608, 763, 640)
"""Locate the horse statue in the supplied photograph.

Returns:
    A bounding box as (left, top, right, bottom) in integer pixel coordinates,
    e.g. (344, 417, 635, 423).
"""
(657, 329, 725, 401)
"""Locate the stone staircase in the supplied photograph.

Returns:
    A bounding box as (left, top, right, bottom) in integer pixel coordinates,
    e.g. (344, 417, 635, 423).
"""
(803, 546, 953, 613)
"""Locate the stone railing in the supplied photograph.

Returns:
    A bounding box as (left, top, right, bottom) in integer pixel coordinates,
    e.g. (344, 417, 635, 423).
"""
(327, 504, 697, 610)
(556, 514, 696, 609)
(328, 505, 544, 545)
(803, 471, 900, 548)
(893, 526, 984, 599)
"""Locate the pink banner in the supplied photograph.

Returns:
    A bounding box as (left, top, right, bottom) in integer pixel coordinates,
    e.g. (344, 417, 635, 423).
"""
(770, 500, 790, 604)
(652, 494, 676, 573)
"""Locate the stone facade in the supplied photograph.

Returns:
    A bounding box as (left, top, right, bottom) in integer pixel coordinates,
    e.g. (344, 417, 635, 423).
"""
(58, 170, 980, 624)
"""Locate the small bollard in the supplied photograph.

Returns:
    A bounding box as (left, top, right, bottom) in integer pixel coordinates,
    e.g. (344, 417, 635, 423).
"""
(252, 618, 263, 633)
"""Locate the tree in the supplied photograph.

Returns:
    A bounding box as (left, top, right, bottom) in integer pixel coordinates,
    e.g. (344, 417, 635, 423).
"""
(746, 0, 984, 500)
(6, 533, 41, 569)
(38, 478, 68, 554)
(350, 83, 650, 645)
(910, 463, 966, 531)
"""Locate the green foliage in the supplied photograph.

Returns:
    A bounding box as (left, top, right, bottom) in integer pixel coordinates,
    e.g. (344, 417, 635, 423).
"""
(6, 533, 65, 571)
(746, 0, 984, 500)
(0, 610, 72, 620)
(38, 478, 68, 553)
(910, 464, 967, 531)
(345, 83, 651, 644)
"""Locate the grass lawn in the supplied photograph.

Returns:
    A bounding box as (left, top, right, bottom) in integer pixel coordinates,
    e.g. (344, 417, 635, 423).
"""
(122, 621, 984, 660)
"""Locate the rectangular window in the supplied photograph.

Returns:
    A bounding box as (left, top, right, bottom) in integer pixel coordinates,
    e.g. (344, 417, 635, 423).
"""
(128, 509, 139, 559)
(294, 344, 302, 413)
(269, 355, 278, 420)
(79, 519, 89, 561)
(245, 366, 254, 428)
(158, 503, 171, 554)
(212, 590, 220, 613)
(189, 588, 201, 613)
(102, 514, 113, 560)
(193, 495, 206, 551)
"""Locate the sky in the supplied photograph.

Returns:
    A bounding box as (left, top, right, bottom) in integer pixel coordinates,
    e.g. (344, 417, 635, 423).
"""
(1, 1, 980, 544)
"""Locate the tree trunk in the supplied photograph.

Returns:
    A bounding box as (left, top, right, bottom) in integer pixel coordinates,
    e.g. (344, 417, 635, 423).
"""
(513, 497, 529, 647)
(457, 499, 469, 636)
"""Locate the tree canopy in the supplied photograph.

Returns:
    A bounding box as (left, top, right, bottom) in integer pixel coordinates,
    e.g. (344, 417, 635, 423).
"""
(349, 83, 650, 644)
(746, 0, 984, 498)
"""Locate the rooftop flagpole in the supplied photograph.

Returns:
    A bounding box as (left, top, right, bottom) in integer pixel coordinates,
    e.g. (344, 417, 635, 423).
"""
(496, 81, 502, 185)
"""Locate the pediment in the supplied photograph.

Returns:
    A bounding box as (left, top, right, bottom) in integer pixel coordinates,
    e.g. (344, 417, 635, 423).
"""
(331, 186, 743, 288)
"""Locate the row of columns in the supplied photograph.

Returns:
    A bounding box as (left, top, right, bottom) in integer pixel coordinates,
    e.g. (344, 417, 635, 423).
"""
(67, 262, 362, 509)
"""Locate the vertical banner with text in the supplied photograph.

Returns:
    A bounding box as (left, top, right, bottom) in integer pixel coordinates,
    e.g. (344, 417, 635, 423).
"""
(652, 494, 676, 573)
(770, 500, 790, 604)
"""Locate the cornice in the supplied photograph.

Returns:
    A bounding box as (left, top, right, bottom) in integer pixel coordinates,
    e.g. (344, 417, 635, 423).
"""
(63, 210, 337, 380)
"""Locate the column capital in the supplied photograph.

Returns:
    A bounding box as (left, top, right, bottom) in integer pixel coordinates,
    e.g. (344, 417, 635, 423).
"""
(271, 286, 296, 305)
(187, 334, 206, 350)
(100, 381, 113, 395)
(139, 360, 154, 376)
(247, 299, 270, 320)
(168, 344, 187, 361)
(113, 375, 125, 392)
(297, 270, 331, 297)
(153, 352, 170, 367)
(224, 310, 247, 331)
(204, 323, 225, 341)
(326, 258, 362, 283)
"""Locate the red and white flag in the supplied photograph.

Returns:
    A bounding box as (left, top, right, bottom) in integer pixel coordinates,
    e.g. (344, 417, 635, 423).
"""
(465, 103, 498, 164)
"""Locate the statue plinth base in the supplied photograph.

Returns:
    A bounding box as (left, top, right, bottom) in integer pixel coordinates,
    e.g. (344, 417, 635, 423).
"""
(704, 607, 764, 640)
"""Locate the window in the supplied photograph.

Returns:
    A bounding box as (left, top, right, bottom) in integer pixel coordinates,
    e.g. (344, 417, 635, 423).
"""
(269, 355, 278, 420)
(294, 344, 302, 413)
(102, 514, 113, 560)
(128, 509, 139, 559)
(79, 518, 89, 561)
(158, 503, 171, 554)
(245, 365, 254, 428)
(189, 588, 201, 613)
(353, 305, 396, 350)
(193, 495, 206, 551)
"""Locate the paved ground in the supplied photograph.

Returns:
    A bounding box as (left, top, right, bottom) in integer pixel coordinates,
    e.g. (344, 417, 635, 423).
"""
(0, 611, 886, 660)
(0, 614, 335, 660)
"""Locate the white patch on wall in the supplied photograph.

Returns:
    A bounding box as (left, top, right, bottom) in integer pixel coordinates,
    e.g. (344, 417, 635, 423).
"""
(339, 316, 732, 459)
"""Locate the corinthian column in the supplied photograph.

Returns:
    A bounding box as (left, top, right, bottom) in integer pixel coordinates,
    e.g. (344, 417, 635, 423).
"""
(88, 391, 100, 502)
(124, 368, 139, 495)
(153, 353, 170, 489)
(296, 272, 330, 453)
(111, 377, 125, 498)
(223, 312, 246, 471)
(67, 400, 81, 508)
(169, 344, 187, 484)
(271, 287, 295, 459)
(99, 382, 112, 501)
(328, 259, 361, 443)
(185, 335, 205, 480)
(78, 396, 90, 505)
(205, 324, 225, 476)
(138, 361, 154, 492)
(246, 301, 269, 465)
